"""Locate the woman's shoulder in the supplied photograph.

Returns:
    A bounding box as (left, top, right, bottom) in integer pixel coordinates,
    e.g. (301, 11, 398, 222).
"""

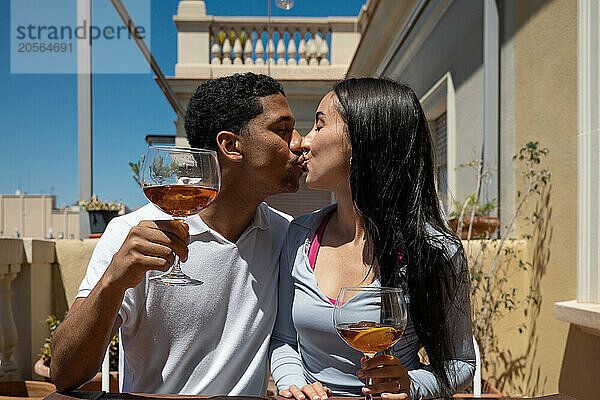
(281, 204, 337, 251)
(289, 203, 337, 231)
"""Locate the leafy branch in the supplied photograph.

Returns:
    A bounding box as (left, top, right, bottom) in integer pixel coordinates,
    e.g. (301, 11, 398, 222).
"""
(464, 141, 550, 366)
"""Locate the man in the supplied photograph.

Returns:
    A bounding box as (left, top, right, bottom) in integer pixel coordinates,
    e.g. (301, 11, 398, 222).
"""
(51, 73, 305, 394)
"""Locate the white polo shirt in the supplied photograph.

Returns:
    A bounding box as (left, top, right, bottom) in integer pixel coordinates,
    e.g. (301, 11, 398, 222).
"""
(77, 202, 291, 395)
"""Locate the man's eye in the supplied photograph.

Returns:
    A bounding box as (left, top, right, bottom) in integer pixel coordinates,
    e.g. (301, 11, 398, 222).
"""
(316, 125, 323, 132)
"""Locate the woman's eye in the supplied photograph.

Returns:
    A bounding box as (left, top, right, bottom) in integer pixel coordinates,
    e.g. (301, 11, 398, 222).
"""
(316, 125, 323, 132)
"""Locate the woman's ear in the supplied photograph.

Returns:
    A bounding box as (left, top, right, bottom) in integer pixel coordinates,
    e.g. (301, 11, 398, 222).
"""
(216, 131, 243, 162)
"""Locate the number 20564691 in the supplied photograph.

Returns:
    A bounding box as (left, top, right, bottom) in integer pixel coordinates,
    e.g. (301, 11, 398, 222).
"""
(17, 42, 72, 53)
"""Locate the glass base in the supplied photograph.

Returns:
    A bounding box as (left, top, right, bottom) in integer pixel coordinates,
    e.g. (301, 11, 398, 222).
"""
(149, 270, 203, 286)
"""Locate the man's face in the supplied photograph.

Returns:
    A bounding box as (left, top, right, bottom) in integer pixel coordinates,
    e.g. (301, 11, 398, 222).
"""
(240, 93, 304, 196)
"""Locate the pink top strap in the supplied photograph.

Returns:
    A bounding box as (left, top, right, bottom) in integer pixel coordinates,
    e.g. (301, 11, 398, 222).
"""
(308, 212, 404, 305)
(308, 213, 336, 305)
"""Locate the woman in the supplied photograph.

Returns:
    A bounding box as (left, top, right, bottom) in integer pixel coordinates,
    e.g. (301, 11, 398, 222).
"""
(269, 78, 475, 400)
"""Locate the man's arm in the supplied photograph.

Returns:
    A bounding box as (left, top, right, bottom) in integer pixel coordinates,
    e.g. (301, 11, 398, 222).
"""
(50, 220, 189, 392)
(50, 290, 124, 391)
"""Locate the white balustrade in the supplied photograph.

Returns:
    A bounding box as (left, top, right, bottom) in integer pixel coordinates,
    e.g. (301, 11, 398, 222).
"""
(207, 25, 337, 67)
(0, 267, 19, 380)
(0, 239, 22, 381)
(298, 31, 307, 65)
(0, 238, 56, 380)
(287, 30, 297, 65)
(276, 30, 286, 65)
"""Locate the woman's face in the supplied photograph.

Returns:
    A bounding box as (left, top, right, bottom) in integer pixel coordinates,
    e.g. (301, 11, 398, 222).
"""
(301, 92, 352, 192)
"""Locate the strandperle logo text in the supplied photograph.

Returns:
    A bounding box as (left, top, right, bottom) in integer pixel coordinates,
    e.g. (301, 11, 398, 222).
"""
(15, 19, 146, 44)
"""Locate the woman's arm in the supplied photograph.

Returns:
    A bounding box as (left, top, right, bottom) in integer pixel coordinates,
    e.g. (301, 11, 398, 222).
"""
(269, 237, 310, 391)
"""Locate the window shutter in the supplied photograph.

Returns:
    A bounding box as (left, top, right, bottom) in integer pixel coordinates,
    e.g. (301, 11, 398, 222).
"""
(431, 113, 447, 200)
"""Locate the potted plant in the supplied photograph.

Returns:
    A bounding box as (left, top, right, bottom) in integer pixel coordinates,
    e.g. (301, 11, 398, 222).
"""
(35, 315, 119, 392)
(448, 193, 499, 239)
(80, 195, 124, 234)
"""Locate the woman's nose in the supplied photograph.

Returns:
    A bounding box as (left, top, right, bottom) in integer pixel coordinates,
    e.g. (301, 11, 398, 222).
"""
(301, 130, 314, 153)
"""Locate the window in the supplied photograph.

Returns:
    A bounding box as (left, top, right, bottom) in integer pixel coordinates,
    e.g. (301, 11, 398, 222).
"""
(421, 73, 456, 209)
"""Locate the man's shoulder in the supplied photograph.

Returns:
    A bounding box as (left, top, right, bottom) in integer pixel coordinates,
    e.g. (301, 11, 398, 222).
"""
(259, 202, 292, 233)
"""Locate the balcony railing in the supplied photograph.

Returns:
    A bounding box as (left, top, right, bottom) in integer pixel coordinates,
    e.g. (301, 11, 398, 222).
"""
(172, 0, 361, 79)
(209, 25, 330, 66)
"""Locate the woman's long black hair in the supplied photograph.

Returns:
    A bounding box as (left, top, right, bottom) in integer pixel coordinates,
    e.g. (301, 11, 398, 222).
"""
(333, 78, 467, 397)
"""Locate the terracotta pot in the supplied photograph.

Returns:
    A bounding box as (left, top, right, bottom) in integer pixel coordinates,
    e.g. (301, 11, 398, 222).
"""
(454, 379, 503, 399)
(449, 216, 500, 239)
(0, 380, 56, 400)
(33, 358, 49, 380)
(34, 358, 119, 393)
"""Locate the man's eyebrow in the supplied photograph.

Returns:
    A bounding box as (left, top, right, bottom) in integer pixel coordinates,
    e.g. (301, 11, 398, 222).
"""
(315, 111, 325, 121)
(272, 115, 294, 125)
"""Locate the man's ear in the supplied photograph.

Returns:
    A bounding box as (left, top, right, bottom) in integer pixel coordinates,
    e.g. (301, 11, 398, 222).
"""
(216, 131, 243, 162)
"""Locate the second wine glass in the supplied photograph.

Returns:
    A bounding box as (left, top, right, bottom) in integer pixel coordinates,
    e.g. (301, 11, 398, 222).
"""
(334, 287, 408, 400)
(141, 145, 221, 286)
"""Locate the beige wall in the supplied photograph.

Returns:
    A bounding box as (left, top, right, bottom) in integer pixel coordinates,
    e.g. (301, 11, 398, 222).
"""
(54, 239, 99, 309)
(508, 0, 583, 397)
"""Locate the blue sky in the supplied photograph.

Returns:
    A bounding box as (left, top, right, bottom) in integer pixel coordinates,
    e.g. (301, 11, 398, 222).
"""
(0, 0, 366, 210)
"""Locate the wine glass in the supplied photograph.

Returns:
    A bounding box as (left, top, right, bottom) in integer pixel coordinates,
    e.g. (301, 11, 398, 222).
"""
(141, 145, 221, 286)
(334, 287, 408, 400)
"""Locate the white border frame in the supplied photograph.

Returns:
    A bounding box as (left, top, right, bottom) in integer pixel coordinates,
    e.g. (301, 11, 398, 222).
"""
(577, 0, 600, 303)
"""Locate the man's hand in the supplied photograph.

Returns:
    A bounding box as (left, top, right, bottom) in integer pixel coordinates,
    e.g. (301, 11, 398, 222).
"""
(357, 355, 410, 400)
(104, 220, 189, 290)
(280, 382, 332, 400)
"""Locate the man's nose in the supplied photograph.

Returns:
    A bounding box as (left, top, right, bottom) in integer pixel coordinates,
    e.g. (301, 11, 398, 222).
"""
(290, 129, 302, 154)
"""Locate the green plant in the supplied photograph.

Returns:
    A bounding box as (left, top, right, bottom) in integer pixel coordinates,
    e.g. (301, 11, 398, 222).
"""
(40, 315, 119, 371)
(448, 193, 496, 219)
(39, 315, 60, 365)
(217, 30, 226, 46)
(129, 154, 145, 188)
(465, 141, 550, 368)
(238, 30, 248, 47)
(80, 194, 124, 212)
(228, 30, 237, 46)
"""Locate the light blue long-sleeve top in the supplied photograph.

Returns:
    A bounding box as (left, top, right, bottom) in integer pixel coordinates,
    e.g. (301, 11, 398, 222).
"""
(269, 205, 476, 400)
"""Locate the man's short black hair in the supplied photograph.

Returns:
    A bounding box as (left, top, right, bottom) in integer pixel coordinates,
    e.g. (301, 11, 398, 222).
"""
(184, 73, 285, 151)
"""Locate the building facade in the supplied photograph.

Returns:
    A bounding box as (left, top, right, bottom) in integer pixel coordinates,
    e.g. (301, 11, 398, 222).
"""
(0, 193, 79, 240)
(347, 0, 599, 399)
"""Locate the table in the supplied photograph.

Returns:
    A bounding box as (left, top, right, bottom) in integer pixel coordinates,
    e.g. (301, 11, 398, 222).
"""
(43, 392, 580, 400)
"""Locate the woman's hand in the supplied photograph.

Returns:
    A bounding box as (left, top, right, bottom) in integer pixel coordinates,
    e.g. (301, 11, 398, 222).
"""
(279, 382, 332, 400)
(357, 355, 410, 400)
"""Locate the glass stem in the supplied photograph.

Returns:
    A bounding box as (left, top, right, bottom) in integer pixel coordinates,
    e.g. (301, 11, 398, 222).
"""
(364, 353, 375, 400)
(171, 218, 185, 275)
(171, 253, 182, 274)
